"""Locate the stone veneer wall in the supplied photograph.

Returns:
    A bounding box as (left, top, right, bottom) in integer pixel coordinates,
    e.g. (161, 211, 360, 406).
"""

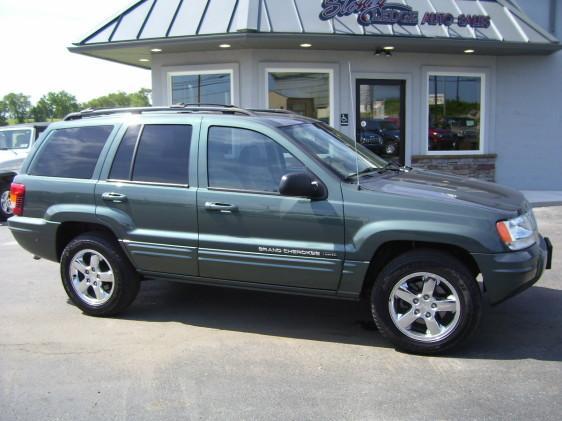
(411, 154, 497, 182)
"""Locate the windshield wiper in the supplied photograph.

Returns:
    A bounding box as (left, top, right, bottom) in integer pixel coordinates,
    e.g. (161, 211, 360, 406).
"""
(379, 162, 413, 173)
(344, 167, 380, 181)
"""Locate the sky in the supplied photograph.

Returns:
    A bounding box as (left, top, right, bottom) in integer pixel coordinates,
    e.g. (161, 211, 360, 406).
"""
(0, 0, 151, 104)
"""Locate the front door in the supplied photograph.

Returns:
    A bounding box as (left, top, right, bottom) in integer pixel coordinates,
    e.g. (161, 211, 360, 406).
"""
(356, 79, 406, 165)
(196, 121, 345, 291)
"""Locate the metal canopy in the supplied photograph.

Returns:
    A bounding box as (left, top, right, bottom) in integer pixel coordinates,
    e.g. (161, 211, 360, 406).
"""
(70, 0, 561, 68)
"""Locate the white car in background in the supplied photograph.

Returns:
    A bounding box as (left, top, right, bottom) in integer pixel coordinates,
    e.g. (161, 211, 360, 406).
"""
(0, 123, 49, 219)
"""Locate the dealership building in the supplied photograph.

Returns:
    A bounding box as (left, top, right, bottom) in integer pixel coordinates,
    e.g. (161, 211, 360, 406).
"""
(70, 0, 561, 190)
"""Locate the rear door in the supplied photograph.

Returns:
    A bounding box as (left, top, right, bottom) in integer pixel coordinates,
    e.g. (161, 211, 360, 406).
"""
(96, 116, 200, 276)
(196, 118, 345, 291)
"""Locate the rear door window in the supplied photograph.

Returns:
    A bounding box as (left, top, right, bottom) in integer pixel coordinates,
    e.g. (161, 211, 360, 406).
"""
(29, 126, 113, 179)
(109, 124, 192, 185)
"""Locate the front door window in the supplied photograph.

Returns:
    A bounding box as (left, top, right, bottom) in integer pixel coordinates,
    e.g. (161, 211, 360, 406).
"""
(356, 79, 406, 164)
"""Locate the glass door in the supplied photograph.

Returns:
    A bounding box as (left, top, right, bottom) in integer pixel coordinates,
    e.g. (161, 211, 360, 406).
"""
(356, 79, 406, 164)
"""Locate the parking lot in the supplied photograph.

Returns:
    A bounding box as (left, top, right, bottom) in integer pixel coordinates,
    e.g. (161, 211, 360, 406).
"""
(1, 207, 561, 420)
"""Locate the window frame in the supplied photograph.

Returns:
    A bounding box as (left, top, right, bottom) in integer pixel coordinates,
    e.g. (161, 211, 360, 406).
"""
(166, 67, 236, 106)
(107, 123, 193, 188)
(205, 125, 313, 196)
(265, 67, 335, 127)
(424, 71, 486, 156)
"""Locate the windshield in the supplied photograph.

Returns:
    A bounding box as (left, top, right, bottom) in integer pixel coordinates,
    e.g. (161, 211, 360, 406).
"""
(0, 129, 32, 150)
(281, 123, 387, 179)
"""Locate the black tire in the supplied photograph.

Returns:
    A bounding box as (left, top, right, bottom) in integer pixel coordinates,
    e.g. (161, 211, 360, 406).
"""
(60, 232, 140, 317)
(370, 249, 481, 355)
(0, 185, 12, 221)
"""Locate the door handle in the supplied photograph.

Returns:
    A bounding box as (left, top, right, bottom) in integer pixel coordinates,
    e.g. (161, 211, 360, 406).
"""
(102, 192, 128, 203)
(204, 202, 238, 213)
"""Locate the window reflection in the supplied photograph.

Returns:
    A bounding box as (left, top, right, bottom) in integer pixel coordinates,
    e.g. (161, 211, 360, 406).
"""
(171, 73, 231, 105)
(428, 75, 482, 152)
(268, 72, 330, 124)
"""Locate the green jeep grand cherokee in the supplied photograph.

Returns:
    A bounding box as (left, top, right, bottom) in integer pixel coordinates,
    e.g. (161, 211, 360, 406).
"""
(8, 105, 553, 354)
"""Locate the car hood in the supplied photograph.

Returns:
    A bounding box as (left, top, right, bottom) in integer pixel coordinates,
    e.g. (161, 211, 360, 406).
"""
(360, 169, 527, 213)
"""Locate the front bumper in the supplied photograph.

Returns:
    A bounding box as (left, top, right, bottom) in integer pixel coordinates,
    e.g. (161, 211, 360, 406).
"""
(472, 236, 552, 305)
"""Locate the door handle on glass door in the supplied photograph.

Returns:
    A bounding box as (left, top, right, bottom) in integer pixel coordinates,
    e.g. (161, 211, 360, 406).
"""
(101, 192, 128, 203)
(204, 202, 238, 213)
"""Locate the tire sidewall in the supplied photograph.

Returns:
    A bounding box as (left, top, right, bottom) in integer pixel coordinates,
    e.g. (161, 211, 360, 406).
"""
(371, 255, 481, 354)
(60, 235, 130, 316)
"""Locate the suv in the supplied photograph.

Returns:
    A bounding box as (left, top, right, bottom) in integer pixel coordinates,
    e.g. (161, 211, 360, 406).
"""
(8, 106, 553, 355)
(0, 123, 49, 219)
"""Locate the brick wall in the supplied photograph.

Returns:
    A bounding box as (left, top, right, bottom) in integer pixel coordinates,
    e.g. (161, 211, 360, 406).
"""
(411, 154, 497, 182)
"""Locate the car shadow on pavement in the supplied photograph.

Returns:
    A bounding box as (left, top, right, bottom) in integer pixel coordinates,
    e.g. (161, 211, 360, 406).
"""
(116, 280, 562, 360)
(451, 285, 562, 362)
(120, 280, 390, 349)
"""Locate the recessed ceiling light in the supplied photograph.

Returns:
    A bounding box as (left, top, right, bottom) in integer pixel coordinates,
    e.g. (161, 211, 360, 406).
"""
(151, 48, 162, 53)
(464, 49, 475, 54)
(139, 58, 150, 62)
(219, 44, 231, 48)
(383, 46, 395, 51)
(300, 43, 312, 48)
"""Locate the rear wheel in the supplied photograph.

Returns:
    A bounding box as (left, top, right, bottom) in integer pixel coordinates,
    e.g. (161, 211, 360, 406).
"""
(370, 250, 481, 355)
(60, 233, 140, 317)
(0, 186, 12, 220)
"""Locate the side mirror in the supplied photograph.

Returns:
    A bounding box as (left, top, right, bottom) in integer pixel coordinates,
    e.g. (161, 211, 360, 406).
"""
(279, 172, 325, 200)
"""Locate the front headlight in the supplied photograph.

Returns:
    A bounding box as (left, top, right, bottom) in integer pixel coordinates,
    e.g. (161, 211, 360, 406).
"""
(496, 211, 538, 251)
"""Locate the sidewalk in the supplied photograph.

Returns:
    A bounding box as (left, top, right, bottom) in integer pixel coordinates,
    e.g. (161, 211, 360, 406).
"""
(521, 191, 562, 208)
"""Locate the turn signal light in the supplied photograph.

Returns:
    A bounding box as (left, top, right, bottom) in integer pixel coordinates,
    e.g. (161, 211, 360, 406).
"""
(10, 183, 25, 216)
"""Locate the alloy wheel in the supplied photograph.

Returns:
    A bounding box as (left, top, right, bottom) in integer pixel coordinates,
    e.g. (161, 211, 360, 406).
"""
(388, 272, 461, 343)
(0, 190, 12, 216)
(69, 249, 115, 306)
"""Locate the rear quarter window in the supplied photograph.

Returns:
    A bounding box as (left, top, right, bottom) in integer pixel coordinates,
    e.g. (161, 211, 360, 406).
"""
(29, 126, 113, 179)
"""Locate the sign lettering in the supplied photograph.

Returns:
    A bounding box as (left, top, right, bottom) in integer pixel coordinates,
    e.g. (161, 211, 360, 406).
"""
(319, 0, 491, 29)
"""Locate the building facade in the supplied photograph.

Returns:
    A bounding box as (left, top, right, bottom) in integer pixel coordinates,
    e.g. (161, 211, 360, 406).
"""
(71, 0, 561, 190)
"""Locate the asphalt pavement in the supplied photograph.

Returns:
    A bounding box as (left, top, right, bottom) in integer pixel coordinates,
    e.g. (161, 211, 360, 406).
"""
(1, 207, 561, 420)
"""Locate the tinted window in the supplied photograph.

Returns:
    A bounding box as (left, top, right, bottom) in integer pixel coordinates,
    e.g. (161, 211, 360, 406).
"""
(208, 127, 305, 193)
(109, 125, 141, 180)
(132, 125, 191, 185)
(29, 126, 113, 179)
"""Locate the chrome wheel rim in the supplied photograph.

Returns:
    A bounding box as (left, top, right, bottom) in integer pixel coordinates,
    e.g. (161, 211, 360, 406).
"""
(389, 272, 461, 343)
(69, 249, 115, 306)
(0, 190, 12, 215)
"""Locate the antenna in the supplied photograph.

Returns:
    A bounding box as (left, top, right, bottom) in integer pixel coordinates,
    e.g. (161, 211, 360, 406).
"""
(348, 61, 361, 190)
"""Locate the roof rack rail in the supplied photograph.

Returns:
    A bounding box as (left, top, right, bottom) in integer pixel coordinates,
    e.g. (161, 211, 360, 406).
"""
(63, 104, 253, 121)
(248, 109, 297, 115)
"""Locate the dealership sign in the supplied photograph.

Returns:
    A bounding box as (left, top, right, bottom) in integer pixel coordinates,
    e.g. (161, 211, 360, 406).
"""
(319, 0, 491, 29)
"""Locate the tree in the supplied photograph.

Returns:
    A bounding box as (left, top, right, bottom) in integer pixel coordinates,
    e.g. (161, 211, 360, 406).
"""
(28, 91, 79, 122)
(83, 89, 151, 109)
(45, 91, 79, 119)
(3, 93, 31, 123)
(30, 97, 52, 122)
(0, 100, 7, 126)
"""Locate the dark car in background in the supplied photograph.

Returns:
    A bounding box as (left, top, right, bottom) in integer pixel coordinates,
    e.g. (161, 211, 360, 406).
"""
(0, 123, 49, 219)
(428, 127, 456, 151)
(359, 119, 400, 156)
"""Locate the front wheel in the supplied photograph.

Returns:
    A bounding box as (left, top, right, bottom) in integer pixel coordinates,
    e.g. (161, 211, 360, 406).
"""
(371, 250, 482, 355)
(0, 186, 13, 220)
(60, 233, 140, 317)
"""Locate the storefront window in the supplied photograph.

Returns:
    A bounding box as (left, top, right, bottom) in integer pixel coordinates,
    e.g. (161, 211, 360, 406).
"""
(428, 74, 482, 152)
(171, 72, 231, 105)
(268, 72, 331, 124)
